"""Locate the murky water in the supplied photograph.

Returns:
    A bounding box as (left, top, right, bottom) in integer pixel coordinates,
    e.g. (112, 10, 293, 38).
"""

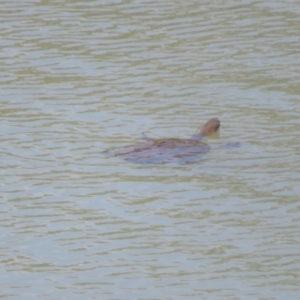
(1, 0, 300, 299)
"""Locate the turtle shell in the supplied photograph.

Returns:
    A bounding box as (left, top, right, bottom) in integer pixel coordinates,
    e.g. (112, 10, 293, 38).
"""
(103, 138, 211, 164)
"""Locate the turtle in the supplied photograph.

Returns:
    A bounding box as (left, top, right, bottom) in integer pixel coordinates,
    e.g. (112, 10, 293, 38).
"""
(102, 118, 240, 164)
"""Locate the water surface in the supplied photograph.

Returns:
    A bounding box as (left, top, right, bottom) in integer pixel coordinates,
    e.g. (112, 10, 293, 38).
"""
(1, 0, 300, 299)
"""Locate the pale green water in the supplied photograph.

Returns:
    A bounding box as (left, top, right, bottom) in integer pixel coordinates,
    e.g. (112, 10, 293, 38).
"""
(1, 1, 300, 299)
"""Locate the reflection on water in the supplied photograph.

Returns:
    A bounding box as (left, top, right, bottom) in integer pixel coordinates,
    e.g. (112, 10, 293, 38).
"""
(1, 0, 300, 299)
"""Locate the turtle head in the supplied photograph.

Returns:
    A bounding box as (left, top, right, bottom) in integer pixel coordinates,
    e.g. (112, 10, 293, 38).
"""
(198, 118, 220, 137)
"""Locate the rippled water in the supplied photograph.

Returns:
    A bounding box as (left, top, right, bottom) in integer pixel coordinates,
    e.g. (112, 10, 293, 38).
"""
(1, 0, 300, 299)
